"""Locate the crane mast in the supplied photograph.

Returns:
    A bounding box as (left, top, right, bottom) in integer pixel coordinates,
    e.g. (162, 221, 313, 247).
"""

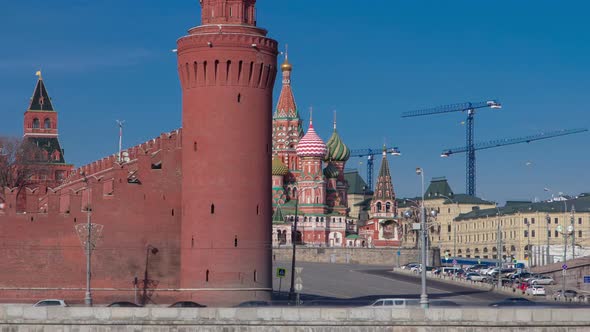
(349, 147, 401, 191)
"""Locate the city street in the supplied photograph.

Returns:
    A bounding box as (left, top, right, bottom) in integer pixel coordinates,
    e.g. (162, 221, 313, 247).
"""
(273, 261, 518, 306)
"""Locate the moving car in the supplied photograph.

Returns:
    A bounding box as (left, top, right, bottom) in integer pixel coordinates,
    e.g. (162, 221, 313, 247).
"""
(108, 301, 141, 307)
(369, 298, 417, 308)
(530, 275, 554, 285)
(169, 301, 206, 308)
(33, 299, 68, 307)
(553, 290, 578, 300)
(525, 285, 546, 296)
(402, 263, 419, 270)
(488, 297, 536, 307)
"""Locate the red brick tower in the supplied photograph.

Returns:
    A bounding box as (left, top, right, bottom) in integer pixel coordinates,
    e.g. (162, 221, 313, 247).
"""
(22, 73, 72, 187)
(177, 0, 278, 305)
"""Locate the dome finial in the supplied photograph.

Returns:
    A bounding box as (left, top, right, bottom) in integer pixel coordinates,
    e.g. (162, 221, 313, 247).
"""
(281, 44, 292, 72)
(333, 110, 337, 130)
(309, 106, 314, 127)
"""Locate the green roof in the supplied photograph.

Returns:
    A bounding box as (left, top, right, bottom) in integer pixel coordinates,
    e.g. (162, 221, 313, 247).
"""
(456, 196, 590, 221)
(272, 205, 286, 224)
(346, 234, 360, 239)
(344, 170, 372, 195)
(424, 177, 454, 199)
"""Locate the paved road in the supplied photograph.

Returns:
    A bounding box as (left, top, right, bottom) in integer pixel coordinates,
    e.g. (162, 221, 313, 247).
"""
(272, 261, 513, 307)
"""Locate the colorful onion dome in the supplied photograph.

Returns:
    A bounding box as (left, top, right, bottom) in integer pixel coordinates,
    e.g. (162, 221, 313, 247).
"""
(271, 157, 289, 176)
(296, 122, 327, 158)
(323, 162, 340, 179)
(325, 129, 350, 162)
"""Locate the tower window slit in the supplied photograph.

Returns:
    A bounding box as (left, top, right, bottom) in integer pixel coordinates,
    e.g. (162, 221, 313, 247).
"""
(191, 236, 194, 248)
(226, 60, 231, 82)
(214, 60, 219, 82)
(211, 204, 215, 214)
(248, 62, 254, 84)
(238, 61, 243, 83)
(193, 61, 198, 85)
(185, 63, 190, 86)
(254, 270, 257, 282)
(194, 141, 197, 152)
(203, 61, 208, 83)
(206, 270, 209, 282)
(256, 204, 259, 215)
(234, 236, 238, 247)
(171, 209, 174, 217)
(238, 93, 241, 103)
(264, 65, 271, 88)
(257, 63, 264, 87)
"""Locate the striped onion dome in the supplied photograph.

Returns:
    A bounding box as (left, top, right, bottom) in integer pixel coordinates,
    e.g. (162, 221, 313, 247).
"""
(323, 162, 340, 179)
(271, 157, 289, 176)
(296, 122, 327, 157)
(325, 129, 350, 162)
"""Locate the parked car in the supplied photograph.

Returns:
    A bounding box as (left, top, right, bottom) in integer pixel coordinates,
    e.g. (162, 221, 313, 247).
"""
(554, 290, 578, 300)
(33, 299, 68, 307)
(465, 272, 487, 282)
(169, 301, 206, 308)
(526, 285, 546, 296)
(530, 275, 554, 285)
(108, 301, 141, 307)
(510, 272, 531, 281)
(402, 263, 419, 270)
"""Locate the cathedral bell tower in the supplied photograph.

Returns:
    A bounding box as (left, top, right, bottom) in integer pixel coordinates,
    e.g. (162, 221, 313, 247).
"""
(177, 0, 278, 306)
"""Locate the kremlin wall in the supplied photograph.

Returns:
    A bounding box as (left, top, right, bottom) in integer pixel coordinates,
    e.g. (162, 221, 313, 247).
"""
(0, 0, 406, 305)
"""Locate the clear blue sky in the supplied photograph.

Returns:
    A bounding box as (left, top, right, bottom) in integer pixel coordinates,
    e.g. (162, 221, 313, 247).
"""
(1, 0, 589, 203)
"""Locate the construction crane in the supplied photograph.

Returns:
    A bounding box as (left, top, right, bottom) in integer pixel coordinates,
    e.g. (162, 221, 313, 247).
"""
(441, 128, 588, 156)
(402, 100, 502, 196)
(349, 147, 401, 191)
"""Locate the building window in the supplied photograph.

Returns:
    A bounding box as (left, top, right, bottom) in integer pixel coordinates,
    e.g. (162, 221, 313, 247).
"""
(32, 118, 40, 128)
(532, 230, 535, 237)
(554, 218, 558, 224)
(524, 218, 528, 225)
(376, 202, 382, 212)
(44, 118, 51, 129)
(555, 230, 558, 237)
(579, 230, 582, 238)
(447, 225, 451, 233)
(524, 230, 528, 238)
(579, 218, 582, 225)
(531, 218, 535, 224)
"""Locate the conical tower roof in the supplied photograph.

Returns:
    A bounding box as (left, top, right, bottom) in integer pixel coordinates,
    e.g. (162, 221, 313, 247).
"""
(373, 146, 396, 201)
(274, 51, 298, 119)
(28, 74, 54, 111)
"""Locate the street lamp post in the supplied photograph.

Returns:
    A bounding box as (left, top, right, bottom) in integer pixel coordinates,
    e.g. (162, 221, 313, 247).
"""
(556, 224, 574, 296)
(545, 213, 551, 265)
(415, 167, 428, 309)
(288, 198, 299, 301)
(142, 245, 159, 306)
(570, 206, 576, 260)
(81, 173, 93, 306)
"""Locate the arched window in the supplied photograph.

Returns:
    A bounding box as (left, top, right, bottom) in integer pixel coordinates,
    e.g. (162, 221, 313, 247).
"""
(32, 118, 40, 129)
(376, 202, 382, 212)
(44, 118, 51, 129)
(385, 202, 391, 212)
(292, 188, 297, 199)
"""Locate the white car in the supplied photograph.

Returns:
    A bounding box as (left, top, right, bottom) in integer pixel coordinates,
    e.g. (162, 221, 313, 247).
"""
(369, 298, 416, 308)
(465, 272, 488, 282)
(33, 299, 68, 307)
(530, 276, 554, 285)
(526, 285, 546, 296)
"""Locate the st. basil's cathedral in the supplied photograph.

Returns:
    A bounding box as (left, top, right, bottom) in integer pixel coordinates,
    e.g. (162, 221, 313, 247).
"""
(269, 56, 401, 248)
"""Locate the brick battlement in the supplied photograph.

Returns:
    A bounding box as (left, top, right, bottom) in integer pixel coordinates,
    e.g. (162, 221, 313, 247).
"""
(0, 128, 182, 217)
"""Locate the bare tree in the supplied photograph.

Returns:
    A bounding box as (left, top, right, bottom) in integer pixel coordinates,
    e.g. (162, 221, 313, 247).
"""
(0, 137, 43, 203)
